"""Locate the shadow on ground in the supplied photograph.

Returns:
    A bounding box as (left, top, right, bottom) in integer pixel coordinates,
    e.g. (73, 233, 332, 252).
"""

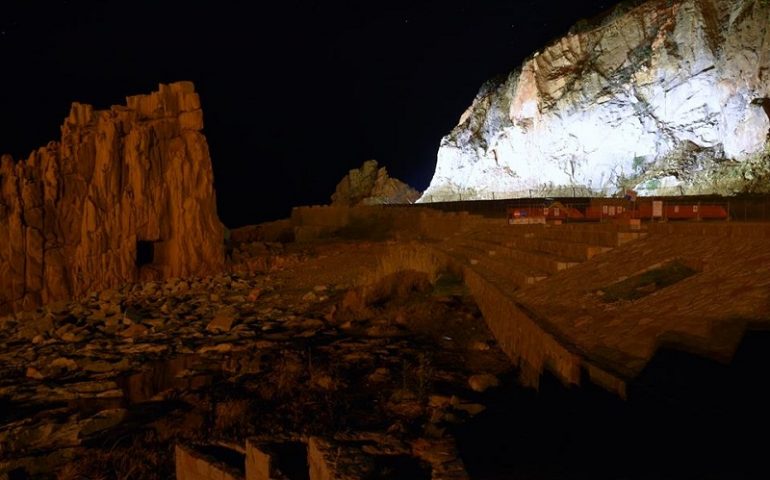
(454, 329, 770, 480)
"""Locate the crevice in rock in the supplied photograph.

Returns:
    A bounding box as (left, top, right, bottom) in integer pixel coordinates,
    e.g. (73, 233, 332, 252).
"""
(752, 97, 770, 139)
(695, 0, 723, 55)
(135, 240, 156, 268)
(751, 97, 770, 120)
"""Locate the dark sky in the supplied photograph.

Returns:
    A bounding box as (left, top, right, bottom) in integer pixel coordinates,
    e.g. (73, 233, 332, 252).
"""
(0, 0, 621, 227)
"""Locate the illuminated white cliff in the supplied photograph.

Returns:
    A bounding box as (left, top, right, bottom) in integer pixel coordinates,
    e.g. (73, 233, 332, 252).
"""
(420, 0, 770, 202)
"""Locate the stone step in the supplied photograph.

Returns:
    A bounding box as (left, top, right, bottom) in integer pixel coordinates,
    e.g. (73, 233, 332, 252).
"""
(508, 250, 579, 275)
(479, 224, 607, 243)
(470, 234, 613, 262)
(469, 228, 540, 245)
(444, 245, 547, 291)
(616, 231, 648, 246)
(468, 224, 647, 248)
(533, 227, 647, 247)
(176, 443, 245, 480)
(440, 243, 549, 289)
(463, 239, 580, 274)
(518, 236, 612, 261)
(308, 436, 468, 480)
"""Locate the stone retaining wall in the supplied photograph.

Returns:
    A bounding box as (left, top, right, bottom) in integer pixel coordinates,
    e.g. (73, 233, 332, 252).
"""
(358, 242, 628, 396)
(175, 444, 243, 480)
(290, 205, 485, 242)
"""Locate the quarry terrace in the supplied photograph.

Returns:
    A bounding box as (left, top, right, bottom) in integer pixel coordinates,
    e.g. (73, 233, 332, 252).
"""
(2, 0, 770, 479)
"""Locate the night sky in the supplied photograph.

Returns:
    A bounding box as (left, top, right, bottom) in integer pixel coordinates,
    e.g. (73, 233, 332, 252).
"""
(1, 0, 621, 227)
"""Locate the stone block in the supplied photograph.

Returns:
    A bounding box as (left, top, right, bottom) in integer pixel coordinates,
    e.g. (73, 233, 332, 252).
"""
(245, 439, 271, 480)
(307, 437, 336, 480)
(175, 444, 244, 480)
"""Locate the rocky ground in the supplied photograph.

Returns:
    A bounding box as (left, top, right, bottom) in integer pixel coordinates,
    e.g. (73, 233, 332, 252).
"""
(0, 240, 511, 479)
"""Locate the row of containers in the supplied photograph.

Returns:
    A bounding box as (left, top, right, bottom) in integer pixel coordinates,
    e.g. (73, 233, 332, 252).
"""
(507, 198, 730, 223)
(420, 193, 770, 222)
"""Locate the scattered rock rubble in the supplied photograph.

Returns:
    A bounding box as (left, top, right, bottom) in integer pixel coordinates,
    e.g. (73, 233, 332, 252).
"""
(0, 240, 510, 479)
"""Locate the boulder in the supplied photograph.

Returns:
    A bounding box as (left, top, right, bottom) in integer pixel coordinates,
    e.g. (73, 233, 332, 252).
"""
(467, 373, 500, 393)
(206, 309, 237, 333)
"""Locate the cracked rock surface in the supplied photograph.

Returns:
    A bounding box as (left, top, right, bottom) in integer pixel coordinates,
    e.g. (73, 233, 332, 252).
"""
(421, 0, 770, 201)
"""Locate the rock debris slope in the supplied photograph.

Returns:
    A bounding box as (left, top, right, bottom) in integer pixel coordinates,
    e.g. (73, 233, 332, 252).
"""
(420, 0, 770, 202)
(0, 82, 224, 314)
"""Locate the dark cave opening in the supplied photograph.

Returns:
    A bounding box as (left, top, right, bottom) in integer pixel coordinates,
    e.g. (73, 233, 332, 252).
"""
(6, 468, 28, 480)
(453, 329, 770, 480)
(194, 445, 246, 476)
(371, 454, 432, 479)
(269, 442, 310, 480)
(135, 240, 156, 268)
(752, 98, 770, 117)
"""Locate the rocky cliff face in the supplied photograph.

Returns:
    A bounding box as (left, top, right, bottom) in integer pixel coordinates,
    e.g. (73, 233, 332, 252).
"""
(331, 160, 421, 206)
(0, 82, 225, 314)
(420, 0, 770, 202)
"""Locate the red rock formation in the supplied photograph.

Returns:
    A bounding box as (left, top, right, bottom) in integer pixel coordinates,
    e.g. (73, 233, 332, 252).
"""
(0, 82, 225, 314)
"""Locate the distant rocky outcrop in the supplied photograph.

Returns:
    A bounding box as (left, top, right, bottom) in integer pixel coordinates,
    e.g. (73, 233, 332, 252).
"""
(331, 160, 420, 206)
(0, 82, 225, 314)
(420, 0, 770, 202)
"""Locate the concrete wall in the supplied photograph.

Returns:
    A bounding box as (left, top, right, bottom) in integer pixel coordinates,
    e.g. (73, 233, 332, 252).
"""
(646, 221, 770, 238)
(290, 205, 486, 242)
(355, 242, 627, 396)
(245, 440, 272, 480)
